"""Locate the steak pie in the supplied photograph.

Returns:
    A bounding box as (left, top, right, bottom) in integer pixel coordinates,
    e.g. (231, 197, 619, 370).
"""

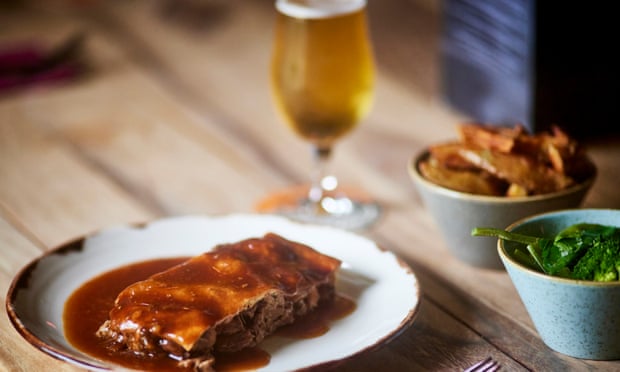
(96, 233, 341, 371)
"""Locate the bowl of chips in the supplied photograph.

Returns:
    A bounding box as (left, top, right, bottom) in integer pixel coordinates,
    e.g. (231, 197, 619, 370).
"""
(408, 123, 597, 269)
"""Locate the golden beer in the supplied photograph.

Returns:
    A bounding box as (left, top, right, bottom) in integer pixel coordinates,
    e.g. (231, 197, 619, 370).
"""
(271, 0, 375, 149)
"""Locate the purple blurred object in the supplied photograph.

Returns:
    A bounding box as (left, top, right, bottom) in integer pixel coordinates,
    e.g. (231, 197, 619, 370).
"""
(0, 63, 82, 91)
(0, 45, 44, 73)
(0, 32, 85, 95)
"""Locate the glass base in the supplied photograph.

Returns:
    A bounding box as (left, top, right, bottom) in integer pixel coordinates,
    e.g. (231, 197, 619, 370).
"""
(255, 185, 382, 230)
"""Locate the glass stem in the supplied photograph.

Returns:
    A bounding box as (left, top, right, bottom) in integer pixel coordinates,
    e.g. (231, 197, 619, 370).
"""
(308, 145, 332, 206)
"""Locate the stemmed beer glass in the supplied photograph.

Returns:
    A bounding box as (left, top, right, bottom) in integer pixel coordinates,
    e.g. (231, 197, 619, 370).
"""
(258, 0, 379, 230)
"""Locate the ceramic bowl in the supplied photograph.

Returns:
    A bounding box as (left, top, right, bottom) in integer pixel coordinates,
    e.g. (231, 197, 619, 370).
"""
(498, 208, 620, 359)
(408, 150, 596, 269)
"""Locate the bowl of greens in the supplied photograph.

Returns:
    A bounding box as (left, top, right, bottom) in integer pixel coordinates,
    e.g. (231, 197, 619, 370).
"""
(473, 208, 620, 359)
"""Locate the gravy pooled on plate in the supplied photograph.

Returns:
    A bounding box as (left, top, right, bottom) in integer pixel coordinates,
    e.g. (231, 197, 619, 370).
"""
(64, 233, 355, 371)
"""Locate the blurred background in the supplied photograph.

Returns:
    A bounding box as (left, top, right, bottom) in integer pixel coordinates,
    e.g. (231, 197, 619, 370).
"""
(1, 0, 617, 141)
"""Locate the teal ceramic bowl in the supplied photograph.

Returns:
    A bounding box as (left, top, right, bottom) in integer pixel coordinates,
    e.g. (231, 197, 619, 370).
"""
(498, 209, 620, 360)
(409, 150, 596, 269)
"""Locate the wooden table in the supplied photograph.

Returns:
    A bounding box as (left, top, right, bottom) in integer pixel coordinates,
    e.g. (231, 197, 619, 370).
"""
(2, 1, 619, 371)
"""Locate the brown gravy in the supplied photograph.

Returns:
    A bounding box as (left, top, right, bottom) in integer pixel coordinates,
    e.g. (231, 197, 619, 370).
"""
(64, 257, 356, 371)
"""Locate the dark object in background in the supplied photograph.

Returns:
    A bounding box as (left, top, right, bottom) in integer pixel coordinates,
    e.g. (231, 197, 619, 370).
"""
(440, 0, 617, 139)
(0, 32, 85, 95)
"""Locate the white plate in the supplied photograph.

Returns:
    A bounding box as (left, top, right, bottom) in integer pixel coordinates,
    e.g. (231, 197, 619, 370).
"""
(6, 214, 420, 371)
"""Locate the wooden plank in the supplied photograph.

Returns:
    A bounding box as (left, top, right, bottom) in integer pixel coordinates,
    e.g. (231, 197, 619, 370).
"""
(19, 62, 286, 215)
(1, 6, 287, 217)
(584, 139, 620, 209)
(0, 7, 156, 247)
(0, 218, 81, 372)
(90, 0, 313, 187)
(0, 98, 154, 248)
(335, 297, 529, 371)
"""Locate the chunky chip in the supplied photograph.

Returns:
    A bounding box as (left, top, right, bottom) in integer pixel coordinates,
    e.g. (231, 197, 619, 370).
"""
(419, 123, 596, 196)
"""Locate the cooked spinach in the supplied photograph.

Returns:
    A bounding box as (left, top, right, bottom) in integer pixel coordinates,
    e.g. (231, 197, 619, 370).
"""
(472, 223, 620, 281)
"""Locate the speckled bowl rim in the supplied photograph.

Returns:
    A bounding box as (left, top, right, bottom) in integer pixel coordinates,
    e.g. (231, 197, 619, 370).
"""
(408, 149, 597, 204)
(497, 208, 620, 287)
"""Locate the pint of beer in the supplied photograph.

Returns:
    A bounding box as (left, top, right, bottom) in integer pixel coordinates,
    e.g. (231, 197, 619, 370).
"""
(271, 0, 375, 149)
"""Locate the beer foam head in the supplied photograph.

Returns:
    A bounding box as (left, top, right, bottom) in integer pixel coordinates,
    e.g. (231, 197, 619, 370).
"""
(276, 0, 366, 19)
